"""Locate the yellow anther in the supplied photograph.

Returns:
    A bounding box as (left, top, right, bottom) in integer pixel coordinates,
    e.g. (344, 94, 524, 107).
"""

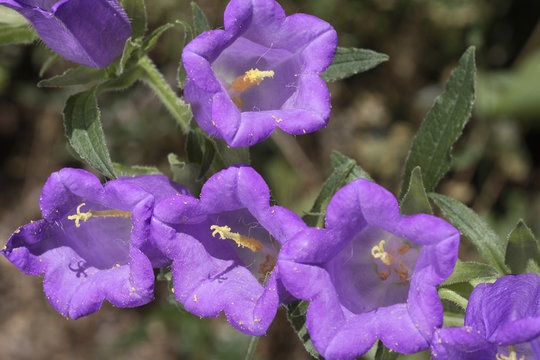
(68, 203, 131, 228)
(394, 263, 410, 282)
(210, 225, 263, 252)
(379, 267, 392, 281)
(496, 346, 524, 360)
(230, 68, 274, 92)
(371, 240, 394, 265)
(67, 203, 93, 228)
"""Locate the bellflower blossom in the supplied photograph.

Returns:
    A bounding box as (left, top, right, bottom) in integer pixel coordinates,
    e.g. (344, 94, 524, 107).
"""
(0, 0, 131, 68)
(431, 273, 540, 360)
(152, 165, 307, 335)
(1, 168, 190, 319)
(182, 0, 337, 147)
(278, 178, 460, 359)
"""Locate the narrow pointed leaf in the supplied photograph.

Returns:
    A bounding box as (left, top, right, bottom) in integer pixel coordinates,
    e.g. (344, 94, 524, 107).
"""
(505, 220, 540, 275)
(375, 341, 399, 360)
(330, 151, 373, 182)
(401, 47, 476, 199)
(121, 0, 147, 39)
(176, 19, 193, 89)
(429, 192, 509, 275)
(168, 153, 201, 195)
(142, 23, 175, 53)
(63, 88, 116, 179)
(38, 66, 107, 87)
(0, 23, 37, 45)
(116, 38, 141, 75)
(286, 300, 324, 360)
(442, 260, 499, 286)
(191, 2, 210, 36)
(400, 166, 432, 215)
(321, 47, 389, 82)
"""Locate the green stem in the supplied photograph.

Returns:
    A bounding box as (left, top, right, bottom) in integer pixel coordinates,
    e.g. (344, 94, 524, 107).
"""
(244, 335, 261, 360)
(138, 55, 191, 134)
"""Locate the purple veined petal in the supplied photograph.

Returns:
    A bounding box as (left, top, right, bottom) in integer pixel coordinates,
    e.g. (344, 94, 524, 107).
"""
(182, 0, 337, 147)
(278, 177, 460, 359)
(0, 0, 131, 67)
(2, 168, 189, 319)
(153, 165, 308, 335)
(430, 327, 496, 360)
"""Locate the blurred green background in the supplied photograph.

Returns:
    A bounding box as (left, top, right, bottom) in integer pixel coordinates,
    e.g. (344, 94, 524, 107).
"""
(0, 0, 539, 359)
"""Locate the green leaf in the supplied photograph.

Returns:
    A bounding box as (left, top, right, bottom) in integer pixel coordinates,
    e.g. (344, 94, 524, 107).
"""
(142, 23, 175, 54)
(63, 88, 116, 179)
(168, 153, 201, 195)
(121, 0, 147, 39)
(116, 38, 141, 75)
(305, 152, 372, 227)
(39, 54, 60, 77)
(113, 163, 162, 177)
(330, 151, 374, 183)
(320, 47, 389, 82)
(429, 192, 509, 275)
(505, 220, 540, 275)
(399, 166, 432, 215)
(191, 2, 210, 36)
(99, 66, 143, 92)
(211, 138, 250, 169)
(176, 20, 194, 89)
(186, 129, 216, 180)
(400, 47, 476, 199)
(442, 260, 499, 286)
(0, 23, 37, 45)
(38, 66, 107, 87)
(375, 341, 399, 360)
(443, 312, 465, 328)
(286, 301, 324, 360)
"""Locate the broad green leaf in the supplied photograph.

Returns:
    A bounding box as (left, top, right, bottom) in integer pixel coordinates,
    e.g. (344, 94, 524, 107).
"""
(191, 2, 210, 36)
(321, 47, 389, 82)
(305, 152, 371, 227)
(286, 301, 324, 360)
(168, 153, 201, 195)
(429, 193, 509, 275)
(186, 129, 216, 180)
(142, 23, 175, 53)
(505, 220, 540, 275)
(0, 22, 37, 45)
(442, 260, 499, 286)
(99, 66, 143, 92)
(330, 151, 374, 183)
(176, 19, 194, 89)
(400, 47, 476, 199)
(38, 66, 107, 87)
(375, 341, 398, 360)
(63, 88, 116, 179)
(121, 0, 147, 39)
(113, 163, 162, 177)
(399, 166, 432, 215)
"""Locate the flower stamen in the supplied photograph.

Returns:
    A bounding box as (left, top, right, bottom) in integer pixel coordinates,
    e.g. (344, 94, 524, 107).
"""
(379, 267, 392, 281)
(371, 240, 394, 265)
(496, 346, 524, 360)
(210, 225, 263, 252)
(230, 68, 275, 92)
(394, 263, 410, 283)
(258, 254, 277, 281)
(68, 203, 131, 228)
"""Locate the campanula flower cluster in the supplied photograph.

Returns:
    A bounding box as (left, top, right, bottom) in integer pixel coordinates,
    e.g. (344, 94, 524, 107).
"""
(3, 0, 536, 359)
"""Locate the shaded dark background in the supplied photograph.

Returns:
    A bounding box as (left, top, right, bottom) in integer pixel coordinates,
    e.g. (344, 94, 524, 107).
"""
(1, 0, 539, 359)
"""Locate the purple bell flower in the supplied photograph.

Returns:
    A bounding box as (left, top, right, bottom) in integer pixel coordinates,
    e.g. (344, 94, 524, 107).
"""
(1, 168, 190, 319)
(152, 165, 308, 335)
(278, 178, 460, 359)
(182, 0, 337, 147)
(0, 0, 131, 68)
(431, 273, 540, 360)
